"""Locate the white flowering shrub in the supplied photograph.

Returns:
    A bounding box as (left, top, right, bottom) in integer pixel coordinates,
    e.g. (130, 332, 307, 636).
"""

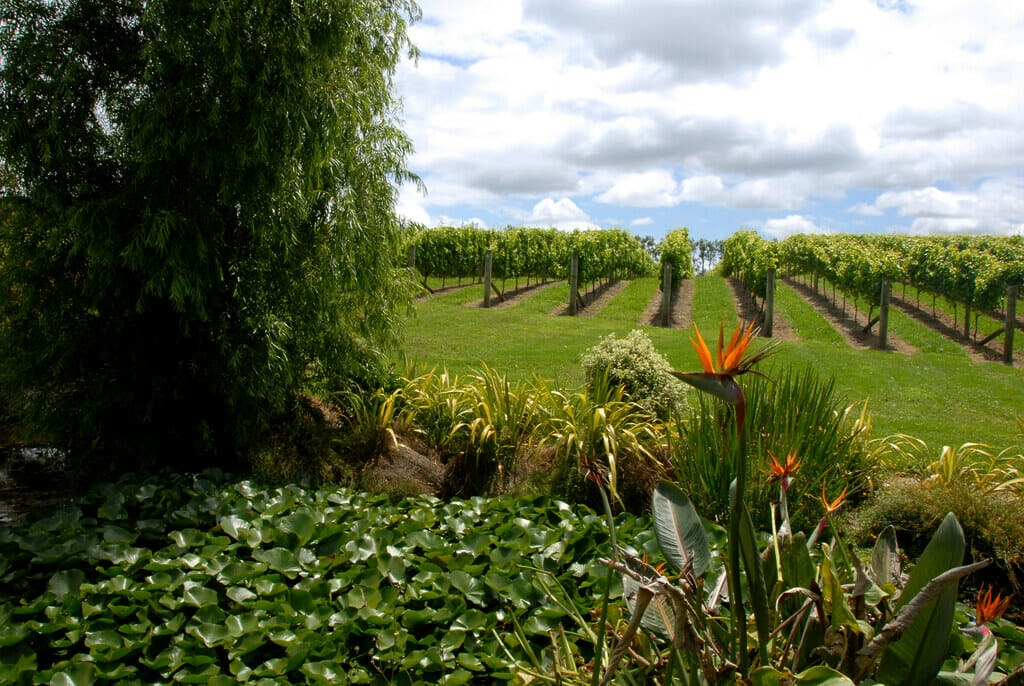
(580, 329, 686, 419)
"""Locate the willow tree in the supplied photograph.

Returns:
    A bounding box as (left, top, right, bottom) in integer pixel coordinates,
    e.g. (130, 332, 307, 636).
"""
(0, 0, 422, 473)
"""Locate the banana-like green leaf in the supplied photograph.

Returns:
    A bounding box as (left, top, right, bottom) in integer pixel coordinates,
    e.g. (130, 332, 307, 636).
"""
(821, 552, 862, 634)
(652, 481, 710, 577)
(739, 501, 772, 665)
(875, 512, 965, 686)
(751, 665, 856, 685)
(870, 525, 900, 587)
(622, 574, 677, 640)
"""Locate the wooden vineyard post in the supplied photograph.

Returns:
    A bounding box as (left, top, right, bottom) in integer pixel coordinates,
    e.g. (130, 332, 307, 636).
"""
(483, 249, 493, 308)
(1006, 284, 1018, 365)
(662, 263, 672, 327)
(569, 251, 580, 315)
(878, 277, 891, 350)
(764, 268, 775, 338)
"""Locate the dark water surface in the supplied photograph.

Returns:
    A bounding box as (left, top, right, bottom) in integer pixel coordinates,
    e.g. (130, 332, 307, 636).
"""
(0, 448, 75, 524)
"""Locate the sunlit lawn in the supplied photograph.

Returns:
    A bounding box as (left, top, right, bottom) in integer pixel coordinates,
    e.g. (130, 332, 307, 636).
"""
(400, 275, 1024, 451)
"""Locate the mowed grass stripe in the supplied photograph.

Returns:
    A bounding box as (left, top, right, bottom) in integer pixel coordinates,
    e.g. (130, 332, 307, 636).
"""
(775, 280, 844, 345)
(401, 274, 1024, 449)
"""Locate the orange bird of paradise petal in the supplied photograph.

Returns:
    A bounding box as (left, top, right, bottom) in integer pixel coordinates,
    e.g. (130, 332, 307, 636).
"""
(690, 323, 716, 375)
(821, 483, 848, 514)
(768, 451, 801, 482)
(673, 320, 778, 430)
(976, 585, 1013, 626)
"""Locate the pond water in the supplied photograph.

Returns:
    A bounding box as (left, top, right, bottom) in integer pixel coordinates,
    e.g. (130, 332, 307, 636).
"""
(0, 447, 75, 525)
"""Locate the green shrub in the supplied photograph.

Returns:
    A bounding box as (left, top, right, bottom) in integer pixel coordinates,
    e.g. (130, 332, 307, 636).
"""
(844, 475, 1024, 600)
(399, 368, 474, 460)
(580, 329, 686, 419)
(446, 365, 542, 497)
(0, 0, 419, 478)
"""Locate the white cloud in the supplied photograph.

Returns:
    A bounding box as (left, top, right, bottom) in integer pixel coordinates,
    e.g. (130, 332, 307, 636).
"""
(597, 171, 679, 207)
(868, 179, 1024, 235)
(396, 0, 1024, 238)
(762, 215, 827, 239)
(631, 216, 654, 226)
(527, 198, 598, 230)
(849, 202, 883, 216)
(680, 175, 726, 202)
(875, 187, 964, 217)
(396, 184, 432, 226)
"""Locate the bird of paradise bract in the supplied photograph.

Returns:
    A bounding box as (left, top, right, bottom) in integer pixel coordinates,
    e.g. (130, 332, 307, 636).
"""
(671, 320, 776, 430)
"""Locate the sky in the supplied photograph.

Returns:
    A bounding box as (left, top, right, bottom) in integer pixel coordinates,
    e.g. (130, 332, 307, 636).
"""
(393, 0, 1024, 242)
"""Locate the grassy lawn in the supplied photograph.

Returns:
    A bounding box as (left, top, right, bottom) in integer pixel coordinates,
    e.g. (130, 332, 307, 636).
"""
(400, 275, 1024, 450)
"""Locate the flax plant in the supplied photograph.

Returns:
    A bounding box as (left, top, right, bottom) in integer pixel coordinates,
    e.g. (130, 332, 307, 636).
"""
(399, 368, 475, 455)
(875, 434, 1024, 495)
(532, 371, 664, 506)
(456, 364, 543, 494)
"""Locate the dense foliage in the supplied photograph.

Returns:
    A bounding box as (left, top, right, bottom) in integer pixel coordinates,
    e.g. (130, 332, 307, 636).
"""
(0, 0, 421, 473)
(657, 228, 695, 289)
(720, 230, 778, 298)
(722, 230, 1024, 322)
(579, 329, 686, 419)
(407, 226, 655, 289)
(0, 471, 653, 683)
(669, 364, 873, 530)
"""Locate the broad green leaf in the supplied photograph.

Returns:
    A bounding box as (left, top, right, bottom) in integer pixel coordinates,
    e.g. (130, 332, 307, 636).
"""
(48, 569, 86, 602)
(224, 613, 259, 637)
(738, 501, 772, 664)
(183, 585, 219, 607)
(780, 532, 815, 590)
(0, 643, 37, 679)
(451, 608, 490, 632)
(449, 569, 486, 606)
(302, 661, 342, 682)
(83, 630, 123, 650)
(288, 588, 315, 615)
(48, 662, 97, 686)
(169, 528, 206, 549)
(441, 629, 466, 651)
(216, 561, 267, 585)
(254, 547, 303, 577)
(97, 492, 127, 521)
(253, 576, 288, 597)
(751, 665, 856, 685)
(218, 515, 249, 540)
(875, 512, 965, 686)
(101, 525, 136, 544)
(820, 554, 861, 634)
(622, 573, 676, 639)
(278, 511, 317, 548)
(188, 622, 231, 648)
(652, 481, 711, 577)
(870, 525, 900, 587)
(456, 651, 485, 671)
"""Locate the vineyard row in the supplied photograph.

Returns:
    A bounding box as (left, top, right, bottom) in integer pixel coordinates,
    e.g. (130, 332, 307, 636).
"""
(402, 226, 695, 293)
(722, 231, 1024, 322)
